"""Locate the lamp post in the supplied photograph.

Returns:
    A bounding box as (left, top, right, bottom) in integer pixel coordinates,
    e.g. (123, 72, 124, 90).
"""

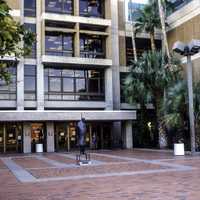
(173, 39, 200, 155)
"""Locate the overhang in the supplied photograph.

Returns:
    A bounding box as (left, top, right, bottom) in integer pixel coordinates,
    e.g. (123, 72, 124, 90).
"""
(0, 111, 136, 122)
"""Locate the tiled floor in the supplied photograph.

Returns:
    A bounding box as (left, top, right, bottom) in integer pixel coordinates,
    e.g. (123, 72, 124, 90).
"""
(0, 150, 200, 200)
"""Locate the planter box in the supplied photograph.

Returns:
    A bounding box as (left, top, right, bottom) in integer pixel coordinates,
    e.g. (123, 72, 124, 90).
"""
(36, 143, 43, 153)
(174, 143, 185, 156)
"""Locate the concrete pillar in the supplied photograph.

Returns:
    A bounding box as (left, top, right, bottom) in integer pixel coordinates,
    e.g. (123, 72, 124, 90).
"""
(105, 67, 113, 110)
(17, 0, 24, 110)
(111, 0, 120, 110)
(17, 61, 24, 110)
(23, 123, 31, 153)
(36, 0, 44, 110)
(125, 121, 133, 149)
(74, 0, 79, 16)
(74, 23, 80, 57)
(46, 122, 55, 152)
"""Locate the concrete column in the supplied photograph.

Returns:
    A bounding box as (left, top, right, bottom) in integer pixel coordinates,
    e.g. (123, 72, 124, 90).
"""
(125, 121, 133, 149)
(74, 0, 79, 16)
(111, 0, 120, 110)
(74, 23, 80, 57)
(17, 61, 24, 110)
(36, 0, 44, 110)
(17, 0, 24, 110)
(23, 123, 31, 153)
(46, 122, 55, 152)
(105, 67, 113, 110)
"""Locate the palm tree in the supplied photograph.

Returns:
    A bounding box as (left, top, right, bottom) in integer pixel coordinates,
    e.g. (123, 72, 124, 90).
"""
(129, 0, 137, 61)
(163, 81, 200, 150)
(124, 51, 182, 147)
(135, 2, 161, 51)
(157, 0, 171, 61)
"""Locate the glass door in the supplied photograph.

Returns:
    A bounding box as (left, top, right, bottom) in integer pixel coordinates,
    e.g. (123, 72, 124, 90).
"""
(55, 123, 68, 152)
(68, 122, 77, 150)
(31, 123, 45, 153)
(5, 123, 23, 153)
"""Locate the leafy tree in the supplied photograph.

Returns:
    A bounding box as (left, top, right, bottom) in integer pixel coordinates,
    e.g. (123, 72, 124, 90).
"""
(0, 0, 35, 82)
(124, 51, 182, 147)
(162, 80, 200, 149)
(135, 2, 161, 51)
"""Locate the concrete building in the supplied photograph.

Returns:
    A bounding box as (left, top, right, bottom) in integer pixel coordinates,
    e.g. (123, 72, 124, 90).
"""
(167, 0, 200, 82)
(0, 0, 137, 153)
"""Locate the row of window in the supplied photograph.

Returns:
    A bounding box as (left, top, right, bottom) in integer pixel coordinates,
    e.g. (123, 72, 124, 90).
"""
(44, 68, 105, 101)
(24, 0, 104, 18)
(45, 32, 105, 58)
(0, 66, 105, 102)
(24, 23, 106, 59)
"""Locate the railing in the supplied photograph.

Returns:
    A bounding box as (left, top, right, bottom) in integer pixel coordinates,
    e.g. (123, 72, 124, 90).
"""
(79, 11, 104, 18)
(0, 92, 16, 100)
(45, 49, 74, 57)
(45, 92, 105, 101)
(80, 51, 105, 59)
(45, 8, 73, 15)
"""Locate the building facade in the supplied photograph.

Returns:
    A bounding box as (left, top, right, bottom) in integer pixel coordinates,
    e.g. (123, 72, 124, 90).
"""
(0, 0, 136, 153)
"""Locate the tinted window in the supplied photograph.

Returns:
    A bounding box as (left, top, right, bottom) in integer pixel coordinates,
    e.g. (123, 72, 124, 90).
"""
(24, 0, 36, 17)
(24, 65, 36, 101)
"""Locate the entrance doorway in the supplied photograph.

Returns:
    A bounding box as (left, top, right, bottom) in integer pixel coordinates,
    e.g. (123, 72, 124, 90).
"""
(31, 123, 46, 153)
(0, 123, 23, 153)
(91, 123, 112, 150)
(55, 122, 112, 152)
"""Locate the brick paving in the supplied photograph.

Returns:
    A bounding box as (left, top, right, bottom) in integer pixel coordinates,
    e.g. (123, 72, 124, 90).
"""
(0, 150, 200, 200)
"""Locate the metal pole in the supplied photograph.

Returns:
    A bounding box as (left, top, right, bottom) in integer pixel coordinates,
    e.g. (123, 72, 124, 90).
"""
(187, 55, 196, 155)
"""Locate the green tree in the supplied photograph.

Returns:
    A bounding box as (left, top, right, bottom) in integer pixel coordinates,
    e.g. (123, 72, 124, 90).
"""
(163, 80, 200, 149)
(124, 51, 182, 147)
(135, 2, 161, 51)
(0, 0, 35, 82)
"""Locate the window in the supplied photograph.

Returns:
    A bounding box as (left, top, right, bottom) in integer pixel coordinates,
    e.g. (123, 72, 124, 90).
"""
(0, 66, 16, 100)
(24, 24, 36, 58)
(80, 35, 105, 58)
(24, 0, 36, 17)
(45, 0, 73, 14)
(120, 73, 128, 103)
(24, 65, 36, 101)
(45, 32, 73, 57)
(80, 0, 104, 18)
(126, 37, 161, 66)
(44, 68, 104, 101)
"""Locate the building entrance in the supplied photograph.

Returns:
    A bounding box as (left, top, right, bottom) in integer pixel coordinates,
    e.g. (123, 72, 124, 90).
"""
(0, 123, 23, 153)
(31, 123, 46, 153)
(55, 122, 112, 151)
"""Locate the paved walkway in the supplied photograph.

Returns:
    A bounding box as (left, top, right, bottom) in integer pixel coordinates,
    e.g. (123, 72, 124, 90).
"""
(0, 149, 200, 199)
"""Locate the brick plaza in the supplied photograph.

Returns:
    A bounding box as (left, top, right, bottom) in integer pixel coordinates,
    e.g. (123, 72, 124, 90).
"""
(1, 149, 200, 200)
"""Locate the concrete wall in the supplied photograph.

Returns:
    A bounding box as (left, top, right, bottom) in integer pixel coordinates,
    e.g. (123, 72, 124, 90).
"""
(23, 122, 31, 153)
(46, 122, 55, 152)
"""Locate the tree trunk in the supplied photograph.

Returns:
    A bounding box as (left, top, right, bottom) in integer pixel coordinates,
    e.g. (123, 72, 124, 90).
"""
(150, 31, 156, 51)
(154, 94, 167, 148)
(130, 0, 137, 62)
(157, 0, 171, 61)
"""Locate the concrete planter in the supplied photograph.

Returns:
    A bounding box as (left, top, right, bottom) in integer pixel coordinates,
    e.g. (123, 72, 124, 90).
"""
(174, 143, 185, 156)
(36, 143, 43, 153)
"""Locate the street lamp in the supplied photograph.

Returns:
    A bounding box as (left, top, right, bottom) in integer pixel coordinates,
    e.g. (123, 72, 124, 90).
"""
(172, 39, 200, 155)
